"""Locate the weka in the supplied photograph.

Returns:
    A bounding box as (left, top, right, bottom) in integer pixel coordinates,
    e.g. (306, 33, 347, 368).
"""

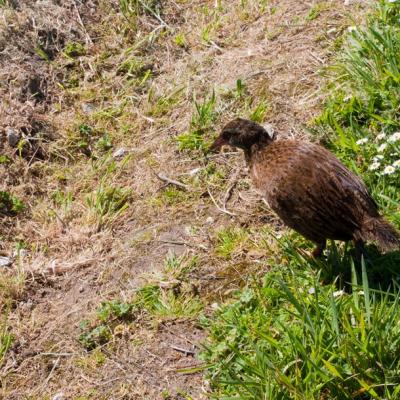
(210, 118, 399, 257)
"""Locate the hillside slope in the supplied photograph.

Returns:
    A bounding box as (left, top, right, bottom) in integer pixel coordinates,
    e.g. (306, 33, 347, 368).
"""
(0, 1, 362, 398)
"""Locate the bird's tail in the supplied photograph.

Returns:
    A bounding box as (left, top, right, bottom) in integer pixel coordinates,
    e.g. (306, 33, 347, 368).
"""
(360, 216, 400, 252)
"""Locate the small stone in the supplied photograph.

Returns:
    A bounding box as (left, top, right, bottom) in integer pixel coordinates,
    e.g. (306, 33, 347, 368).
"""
(211, 302, 219, 310)
(112, 148, 127, 159)
(6, 127, 20, 147)
(188, 167, 202, 176)
(0, 256, 12, 268)
(52, 392, 64, 400)
(81, 102, 96, 114)
(206, 216, 214, 224)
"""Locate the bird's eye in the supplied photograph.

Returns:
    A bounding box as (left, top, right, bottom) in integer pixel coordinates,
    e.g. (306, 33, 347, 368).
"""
(222, 131, 231, 140)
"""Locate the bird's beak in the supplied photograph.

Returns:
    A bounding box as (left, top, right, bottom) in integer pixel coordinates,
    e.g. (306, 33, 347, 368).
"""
(209, 135, 227, 153)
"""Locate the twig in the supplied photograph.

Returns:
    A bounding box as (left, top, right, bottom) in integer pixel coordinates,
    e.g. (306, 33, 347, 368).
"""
(73, 0, 93, 46)
(43, 357, 60, 386)
(153, 171, 189, 191)
(139, 0, 171, 28)
(171, 345, 195, 356)
(157, 239, 208, 250)
(43, 258, 98, 275)
(207, 187, 236, 217)
(222, 169, 241, 209)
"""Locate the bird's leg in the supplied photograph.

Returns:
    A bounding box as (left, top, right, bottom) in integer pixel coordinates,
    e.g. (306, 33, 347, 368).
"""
(354, 239, 368, 266)
(312, 240, 326, 258)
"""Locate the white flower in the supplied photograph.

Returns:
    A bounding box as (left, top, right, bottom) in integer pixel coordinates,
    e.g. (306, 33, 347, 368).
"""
(356, 138, 368, 145)
(393, 160, 400, 168)
(369, 162, 380, 171)
(373, 155, 384, 161)
(376, 133, 386, 140)
(378, 143, 388, 152)
(333, 290, 345, 298)
(388, 131, 400, 142)
(383, 165, 396, 175)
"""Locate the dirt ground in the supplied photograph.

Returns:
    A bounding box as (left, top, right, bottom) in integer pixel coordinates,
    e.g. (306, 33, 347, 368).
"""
(0, 0, 364, 398)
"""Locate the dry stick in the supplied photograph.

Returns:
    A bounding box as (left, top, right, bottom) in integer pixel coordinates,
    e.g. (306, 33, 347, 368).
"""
(171, 345, 195, 356)
(157, 239, 208, 251)
(153, 171, 189, 191)
(73, 0, 93, 46)
(42, 357, 60, 388)
(139, 0, 171, 28)
(207, 187, 236, 217)
(222, 169, 241, 210)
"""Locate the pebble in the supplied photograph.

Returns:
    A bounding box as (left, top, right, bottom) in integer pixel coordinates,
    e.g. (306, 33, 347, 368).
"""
(52, 392, 65, 400)
(112, 148, 127, 159)
(6, 127, 20, 147)
(81, 102, 96, 114)
(206, 216, 214, 224)
(0, 256, 12, 268)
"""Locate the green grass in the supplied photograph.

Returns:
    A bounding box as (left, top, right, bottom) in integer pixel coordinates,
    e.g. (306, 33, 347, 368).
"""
(177, 91, 217, 151)
(64, 42, 86, 58)
(200, 258, 400, 400)
(313, 0, 400, 222)
(215, 227, 249, 260)
(0, 317, 13, 368)
(0, 191, 25, 216)
(85, 184, 131, 229)
(79, 253, 203, 350)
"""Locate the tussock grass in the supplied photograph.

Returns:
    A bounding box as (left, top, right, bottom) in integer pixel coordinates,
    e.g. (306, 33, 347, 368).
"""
(201, 254, 400, 400)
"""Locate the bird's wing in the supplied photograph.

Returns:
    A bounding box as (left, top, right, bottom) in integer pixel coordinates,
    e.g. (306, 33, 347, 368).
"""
(260, 142, 378, 240)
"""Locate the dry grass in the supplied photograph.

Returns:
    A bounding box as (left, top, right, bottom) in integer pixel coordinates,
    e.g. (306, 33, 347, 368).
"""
(0, 0, 366, 398)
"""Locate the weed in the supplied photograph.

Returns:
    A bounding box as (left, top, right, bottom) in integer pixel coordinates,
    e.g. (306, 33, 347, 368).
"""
(174, 33, 188, 49)
(79, 300, 134, 350)
(34, 45, 50, 62)
(85, 184, 131, 229)
(64, 42, 86, 58)
(96, 133, 113, 152)
(119, 0, 161, 19)
(134, 284, 203, 320)
(177, 91, 217, 152)
(215, 227, 249, 259)
(306, 3, 327, 21)
(0, 268, 26, 305)
(146, 86, 185, 117)
(79, 321, 112, 350)
(0, 316, 13, 368)
(0, 155, 12, 164)
(249, 99, 269, 123)
(0, 191, 25, 216)
(163, 252, 199, 280)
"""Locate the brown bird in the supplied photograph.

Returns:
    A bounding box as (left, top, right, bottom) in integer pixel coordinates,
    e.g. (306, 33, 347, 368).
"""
(210, 118, 399, 258)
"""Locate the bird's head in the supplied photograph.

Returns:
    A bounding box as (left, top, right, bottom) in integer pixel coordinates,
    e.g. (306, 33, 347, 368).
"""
(210, 118, 275, 153)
